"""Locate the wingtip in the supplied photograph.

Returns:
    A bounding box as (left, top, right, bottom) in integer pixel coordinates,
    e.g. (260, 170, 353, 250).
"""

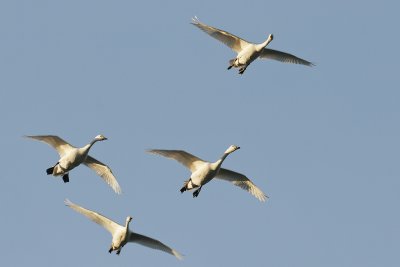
(64, 198, 73, 206)
(173, 250, 184, 260)
(260, 195, 268, 202)
(114, 187, 122, 195)
(191, 16, 200, 24)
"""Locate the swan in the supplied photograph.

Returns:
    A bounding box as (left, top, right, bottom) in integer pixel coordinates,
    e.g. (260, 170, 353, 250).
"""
(26, 135, 121, 194)
(64, 199, 183, 259)
(147, 145, 267, 202)
(191, 17, 314, 74)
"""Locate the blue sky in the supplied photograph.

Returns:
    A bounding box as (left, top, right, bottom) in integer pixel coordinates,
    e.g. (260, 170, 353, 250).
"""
(1, 0, 399, 266)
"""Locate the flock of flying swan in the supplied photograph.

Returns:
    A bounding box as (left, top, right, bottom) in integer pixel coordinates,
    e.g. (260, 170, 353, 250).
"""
(26, 17, 313, 261)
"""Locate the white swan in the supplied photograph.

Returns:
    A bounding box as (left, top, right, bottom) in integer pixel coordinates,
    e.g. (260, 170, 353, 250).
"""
(26, 135, 121, 194)
(147, 145, 267, 202)
(64, 199, 183, 259)
(191, 17, 314, 74)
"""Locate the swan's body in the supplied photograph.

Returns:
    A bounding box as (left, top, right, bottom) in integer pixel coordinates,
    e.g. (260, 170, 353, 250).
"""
(148, 145, 267, 201)
(191, 17, 314, 74)
(64, 199, 183, 259)
(26, 135, 121, 194)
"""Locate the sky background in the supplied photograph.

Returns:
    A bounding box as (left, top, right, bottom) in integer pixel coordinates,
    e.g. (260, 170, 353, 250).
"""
(1, 0, 399, 266)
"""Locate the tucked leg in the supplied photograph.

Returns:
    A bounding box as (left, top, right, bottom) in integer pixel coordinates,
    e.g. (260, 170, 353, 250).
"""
(228, 58, 236, 70)
(192, 186, 202, 198)
(180, 179, 190, 193)
(62, 173, 69, 183)
(239, 66, 247, 75)
(46, 162, 58, 175)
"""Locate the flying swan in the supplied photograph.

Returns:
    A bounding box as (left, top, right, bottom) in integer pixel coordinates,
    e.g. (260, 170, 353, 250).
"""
(64, 199, 183, 259)
(26, 135, 121, 194)
(147, 145, 268, 202)
(191, 16, 314, 74)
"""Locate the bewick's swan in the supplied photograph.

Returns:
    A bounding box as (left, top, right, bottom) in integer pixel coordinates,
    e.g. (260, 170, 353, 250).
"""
(64, 199, 183, 259)
(191, 17, 314, 74)
(26, 135, 121, 194)
(147, 145, 267, 202)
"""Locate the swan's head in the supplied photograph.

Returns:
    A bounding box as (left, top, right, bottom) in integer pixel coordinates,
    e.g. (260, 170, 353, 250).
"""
(225, 145, 240, 154)
(94, 134, 108, 141)
(126, 216, 133, 223)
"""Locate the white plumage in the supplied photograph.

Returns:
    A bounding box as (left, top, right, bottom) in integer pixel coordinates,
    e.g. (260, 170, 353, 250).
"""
(26, 135, 121, 194)
(191, 16, 314, 74)
(148, 145, 268, 202)
(64, 199, 183, 259)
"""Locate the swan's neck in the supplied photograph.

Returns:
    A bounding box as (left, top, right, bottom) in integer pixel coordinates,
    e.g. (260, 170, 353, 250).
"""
(125, 220, 131, 232)
(256, 37, 272, 52)
(214, 152, 230, 169)
(81, 139, 98, 154)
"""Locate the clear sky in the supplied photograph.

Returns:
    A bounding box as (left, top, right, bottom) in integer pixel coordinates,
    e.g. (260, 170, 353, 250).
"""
(1, 0, 399, 266)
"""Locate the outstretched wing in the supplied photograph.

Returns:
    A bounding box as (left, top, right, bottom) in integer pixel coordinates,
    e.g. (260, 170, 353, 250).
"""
(25, 135, 75, 157)
(83, 156, 122, 194)
(129, 232, 183, 260)
(64, 199, 123, 235)
(216, 168, 268, 202)
(147, 149, 206, 173)
(260, 48, 314, 66)
(191, 16, 251, 53)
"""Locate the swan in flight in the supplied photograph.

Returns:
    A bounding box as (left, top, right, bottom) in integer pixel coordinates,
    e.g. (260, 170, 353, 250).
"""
(64, 199, 183, 259)
(26, 135, 121, 194)
(191, 17, 314, 74)
(147, 145, 267, 202)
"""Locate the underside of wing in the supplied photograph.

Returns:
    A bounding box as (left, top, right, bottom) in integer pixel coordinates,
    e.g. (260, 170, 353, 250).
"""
(191, 17, 251, 53)
(25, 135, 75, 157)
(84, 156, 122, 194)
(260, 48, 314, 66)
(64, 199, 123, 235)
(216, 168, 268, 202)
(147, 149, 206, 172)
(129, 232, 183, 260)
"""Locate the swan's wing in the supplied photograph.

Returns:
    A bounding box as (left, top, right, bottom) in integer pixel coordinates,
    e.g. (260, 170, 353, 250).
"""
(260, 48, 314, 66)
(83, 156, 122, 194)
(216, 168, 268, 202)
(64, 199, 123, 235)
(191, 17, 251, 53)
(147, 149, 206, 173)
(25, 135, 75, 157)
(129, 232, 183, 260)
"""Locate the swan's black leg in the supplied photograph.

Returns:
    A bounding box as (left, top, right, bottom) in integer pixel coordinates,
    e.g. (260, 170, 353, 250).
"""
(116, 249, 121, 255)
(228, 58, 236, 70)
(46, 162, 58, 175)
(239, 67, 247, 75)
(46, 167, 54, 175)
(180, 179, 190, 193)
(193, 186, 202, 198)
(62, 173, 69, 183)
(108, 247, 113, 253)
(180, 186, 187, 193)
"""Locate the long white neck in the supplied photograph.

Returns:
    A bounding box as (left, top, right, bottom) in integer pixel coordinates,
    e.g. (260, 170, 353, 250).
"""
(213, 152, 231, 170)
(125, 220, 131, 231)
(256, 36, 272, 52)
(81, 139, 98, 154)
